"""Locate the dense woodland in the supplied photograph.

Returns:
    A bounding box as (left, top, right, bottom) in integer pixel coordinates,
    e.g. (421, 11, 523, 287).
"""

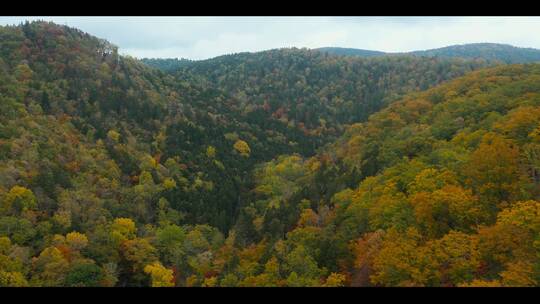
(0, 21, 538, 287)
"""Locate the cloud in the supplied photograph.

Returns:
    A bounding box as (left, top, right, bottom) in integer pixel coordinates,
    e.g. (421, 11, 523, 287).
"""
(1, 17, 540, 59)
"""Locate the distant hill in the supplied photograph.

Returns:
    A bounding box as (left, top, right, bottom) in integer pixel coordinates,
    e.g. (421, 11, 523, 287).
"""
(409, 43, 540, 63)
(144, 43, 540, 73)
(140, 57, 194, 71)
(168, 47, 490, 132)
(315, 43, 540, 64)
(314, 47, 386, 57)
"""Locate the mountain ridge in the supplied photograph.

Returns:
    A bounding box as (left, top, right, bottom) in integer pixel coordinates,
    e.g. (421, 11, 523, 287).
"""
(315, 42, 540, 64)
(143, 43, 540, 71)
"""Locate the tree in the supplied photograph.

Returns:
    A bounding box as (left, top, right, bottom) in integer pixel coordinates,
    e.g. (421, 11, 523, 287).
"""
(476, 224, 533, 279)
(14, 64, 33, 82)
(220, 273, 239, 287)
(107, 130, 121, 143)
(429, 231, 480, 286)
(0, 271, 28, 287)
(162, 178, 177, 190)
(155, 224, 186, 267)
(370, 227, 437, 286)
(101, 263, 119, 287)
(233, 140, 251, 157)
(0, 216, 36, 245)
(202, 276, 218, 287)
(66, 231, 89, 251)
(297, 208, 319, 228)
(408, 168, 484, 237)
(31, 246, 70, 286)
(351, 230, 385, 286)
(2, 186, 37, 215)
(500, 261, 537, 286)
(0, 237, 11, 255)
(144, 262, 174, 287)
(496, 200, 540, 233)
(496, 106, 540, 143)
(284, 245, 325, 286)
(111, 218, 136, 244)
(368, 190, 414, 231)
(122, 238, 159, 275)
(65, 263, 104, 287)
(323, 272, 346, 287)
(206, 145, 217, 158)
(0, 236, 28, 287)
(464, 133, 523, 208)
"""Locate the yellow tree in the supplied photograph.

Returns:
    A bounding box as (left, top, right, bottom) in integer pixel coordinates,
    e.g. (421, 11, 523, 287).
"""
(111, 217, 137, 244)
(2, 186, 37, 215)
(475, 197, 538, 285)
(144, 262, 174, 287)
(433, 185, 487, 231)
(66, 232, 89, 252)
(107, 130, 121, 143)
(429, 231, 480, 286)
(500, 261, 537, 286)
(370, 227, 437, 286)
(233, 140, 251, 157)
(494, 200, 539, 286)
(323, 272, 346, 287)
(206, 145, 217, 158)
(31, 246, 70, 286)
(0, 236, 28, 287)
(464, 133, 523, 209)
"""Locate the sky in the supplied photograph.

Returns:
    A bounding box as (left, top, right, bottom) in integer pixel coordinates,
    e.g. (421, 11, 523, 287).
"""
(1, 16, 540, 60)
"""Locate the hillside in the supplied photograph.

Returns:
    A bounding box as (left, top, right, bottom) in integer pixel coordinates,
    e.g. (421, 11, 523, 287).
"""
(168, 48, 490, 135)
(0, 21, 538, 287)
(230, 63, 540, 286)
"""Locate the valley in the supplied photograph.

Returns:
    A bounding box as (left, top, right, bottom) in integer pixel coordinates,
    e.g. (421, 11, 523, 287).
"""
(0, 21, 538, 287)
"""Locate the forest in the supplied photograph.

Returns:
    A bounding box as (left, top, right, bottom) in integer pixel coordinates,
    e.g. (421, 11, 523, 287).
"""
(0, 21, 538, 287)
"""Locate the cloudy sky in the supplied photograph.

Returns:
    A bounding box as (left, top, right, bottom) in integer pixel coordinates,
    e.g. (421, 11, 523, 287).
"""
(1, 16, 540, 60)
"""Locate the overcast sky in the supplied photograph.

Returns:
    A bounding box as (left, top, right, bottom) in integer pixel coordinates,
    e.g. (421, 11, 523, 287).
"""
(1, 16, 540, 60)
